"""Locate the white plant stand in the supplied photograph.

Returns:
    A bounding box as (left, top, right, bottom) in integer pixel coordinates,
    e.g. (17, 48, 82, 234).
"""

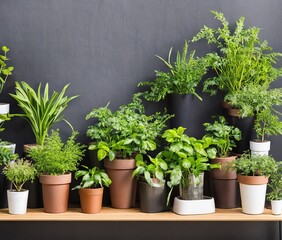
(172, 196, 215, 215)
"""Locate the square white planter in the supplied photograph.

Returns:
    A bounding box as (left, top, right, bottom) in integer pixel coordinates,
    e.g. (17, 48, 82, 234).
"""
(172, 196, 215, 215)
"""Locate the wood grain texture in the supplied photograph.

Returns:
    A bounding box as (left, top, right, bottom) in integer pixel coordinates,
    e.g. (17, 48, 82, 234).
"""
(0, 208, 281, 222)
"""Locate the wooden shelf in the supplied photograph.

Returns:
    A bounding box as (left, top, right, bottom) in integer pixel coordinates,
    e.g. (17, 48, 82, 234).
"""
(0, 207, 281, 222)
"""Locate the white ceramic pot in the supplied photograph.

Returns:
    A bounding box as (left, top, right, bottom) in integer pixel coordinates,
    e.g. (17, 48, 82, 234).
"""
(250, 140, 270, 156)
(271, 200, 282, 215)
(7, 189, 29, 214)
(0, 103, 9, 123)
(238, 175, 268, 215)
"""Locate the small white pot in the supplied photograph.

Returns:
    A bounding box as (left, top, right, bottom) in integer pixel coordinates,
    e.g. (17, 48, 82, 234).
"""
(271, 200, 282, 215)
(0, 103, 9, 123)
(250, 141, 270, 156)
(7, 189, 29, 214)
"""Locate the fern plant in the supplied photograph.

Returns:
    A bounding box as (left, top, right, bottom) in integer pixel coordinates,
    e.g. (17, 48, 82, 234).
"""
(27, 129, 85, 175)
(138, 41, 209, 101)
(192, 11, 282, 96)
(10, 81, 78, 146)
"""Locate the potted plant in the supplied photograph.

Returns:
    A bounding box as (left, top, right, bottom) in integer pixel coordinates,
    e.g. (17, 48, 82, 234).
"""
(192, 10, 282, 153)
(138, 41, 209, 130)
(10, 81, 78, 208)
(203, 116, 241, 208)
(161, 126, 220, 215)
(72, 165, 111, 214)
(27, 129, 85, 213)
(0, 45, 14, 117)
(225, 85, 282, 155)
(2, 159, 36, 214)
(86, 94, 172, 209)
(267, 162, 282, 215)
(229, 153, 277, 214)
(132, 153, 169, 213)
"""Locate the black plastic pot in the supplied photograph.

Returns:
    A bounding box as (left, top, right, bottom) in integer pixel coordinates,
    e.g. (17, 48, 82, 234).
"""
(138, 181, 169, 213)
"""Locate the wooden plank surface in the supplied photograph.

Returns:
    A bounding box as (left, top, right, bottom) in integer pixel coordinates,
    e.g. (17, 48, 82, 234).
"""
(0, 208, 281, 222)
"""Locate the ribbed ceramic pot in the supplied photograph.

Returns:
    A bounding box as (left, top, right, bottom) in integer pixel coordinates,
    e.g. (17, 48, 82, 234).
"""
(39, 173, 71, 213)
(79, 188, 104, 214)
(104, 159, 136, 209)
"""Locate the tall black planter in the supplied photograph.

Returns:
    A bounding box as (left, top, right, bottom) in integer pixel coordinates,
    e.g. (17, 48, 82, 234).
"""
(227, 110, 255, 155)
(138, 181, 169, 213)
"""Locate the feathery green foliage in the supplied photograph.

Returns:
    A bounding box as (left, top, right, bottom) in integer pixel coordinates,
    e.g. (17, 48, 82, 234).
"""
(27, 129, 85, 175)
(3, 159, 36, 192)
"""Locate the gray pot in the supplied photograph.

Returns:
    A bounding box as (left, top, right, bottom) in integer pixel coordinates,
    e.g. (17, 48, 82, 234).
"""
(179, 173, 204, 200)
(138, 181, 169, 213)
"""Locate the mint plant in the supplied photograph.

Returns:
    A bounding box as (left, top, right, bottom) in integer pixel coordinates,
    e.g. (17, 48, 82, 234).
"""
(72, 165, 112, 189)
(132, 153, 168, 187)
(160, 126, 220, 203)
(204, 116, 241, 157)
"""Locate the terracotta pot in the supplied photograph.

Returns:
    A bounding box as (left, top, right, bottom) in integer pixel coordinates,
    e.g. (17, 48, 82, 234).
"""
(39, 173, 71, 213)
(210, 156, 237, 180)
(79, 188, 104, 214)
(237, 175, 268, 185)
(104, 159, 136, 209)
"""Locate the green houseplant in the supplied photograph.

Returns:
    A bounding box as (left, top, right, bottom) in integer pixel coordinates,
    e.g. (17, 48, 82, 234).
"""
(10, 81, 78, 146)
(2, 159, 36, 214)
(27, 129, 85, 213)
(267, 162, 282, 215)
(203, 116, 241, 208)
(229, 153, 277, 214)
(138, 40, 209, 102)
(132, 153, 169, 213)
(86, 94, 172, 209)
(160, 126, 220, 214)
(0, 45, 14, 135)
(225, 84, 282, 155)
(192, 11, 282, 98)
(72, 165, 111, 213)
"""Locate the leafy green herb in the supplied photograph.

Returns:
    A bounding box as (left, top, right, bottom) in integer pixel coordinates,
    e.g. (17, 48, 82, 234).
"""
(27, 129, 85, 175)
(3, 159, 37, 192)
(204, 116, 241, 157)
(72, 165, 111, 189)
(86, 94, 173, 160)
(267, 162, 282, 200)
(229, 152, 277, 176)
(132, 153, 168, 187)
(138, 41, 209, 101)
(192, 11, 282, 96)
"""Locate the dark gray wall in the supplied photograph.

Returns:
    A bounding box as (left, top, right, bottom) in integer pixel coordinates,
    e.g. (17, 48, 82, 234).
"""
(0, 0, 282, 239)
